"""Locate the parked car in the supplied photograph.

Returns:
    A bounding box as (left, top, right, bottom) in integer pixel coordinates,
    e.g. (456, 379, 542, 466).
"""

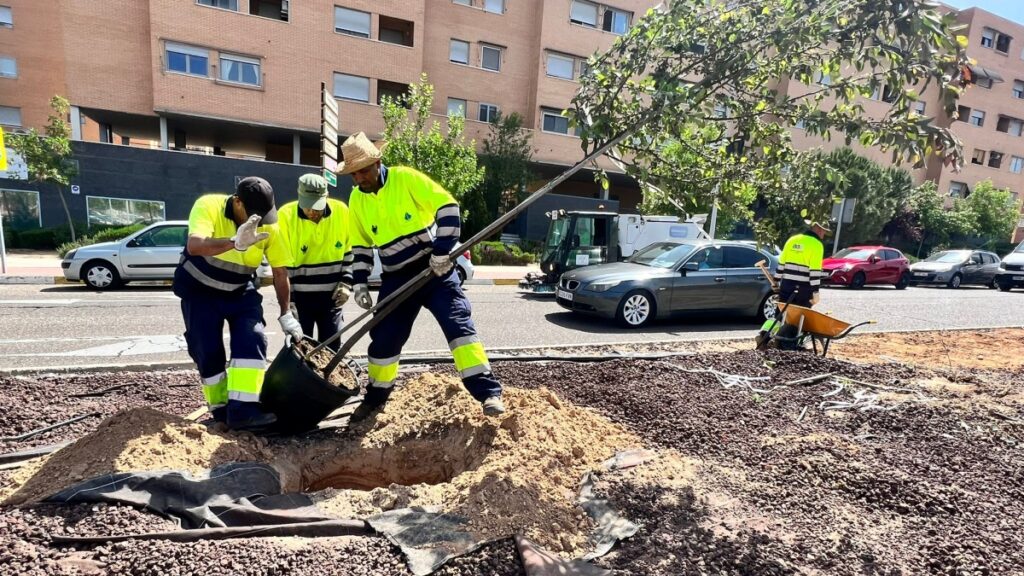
(995, 240, 1024, 291)
(909, 249, 1000, 288)
(62, 220, 473, 289)
(822, 246, 911, 289)
(555, 240, 779, 328)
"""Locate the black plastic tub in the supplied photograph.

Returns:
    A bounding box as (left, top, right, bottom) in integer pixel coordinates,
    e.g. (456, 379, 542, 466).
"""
(261, 340, 360, 433)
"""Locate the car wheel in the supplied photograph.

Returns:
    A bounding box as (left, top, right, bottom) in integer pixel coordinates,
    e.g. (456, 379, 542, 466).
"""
(946, 273, 962, 289)
(997, 282, 1012, 292)
(616, 290, 655, 328)
(83, 261, 121, 290)
(895, 272, 911, 290)
(456, 265, 467, 285)
(757, 292, 779, 322)
(850, 272, 867, 289)
(988, 280, 996, 289)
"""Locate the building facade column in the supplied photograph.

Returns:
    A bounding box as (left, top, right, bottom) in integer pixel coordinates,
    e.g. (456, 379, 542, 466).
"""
(159, 117, 168, 150)
(69, 106, 82, 141)
(293, 133, 301, 164)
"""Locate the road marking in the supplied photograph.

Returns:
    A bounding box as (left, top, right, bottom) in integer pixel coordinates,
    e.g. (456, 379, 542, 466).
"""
(0, 299, 80, 305)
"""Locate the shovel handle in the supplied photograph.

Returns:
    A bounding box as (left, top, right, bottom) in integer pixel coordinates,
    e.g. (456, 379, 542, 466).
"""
(755, 260, 778, 291)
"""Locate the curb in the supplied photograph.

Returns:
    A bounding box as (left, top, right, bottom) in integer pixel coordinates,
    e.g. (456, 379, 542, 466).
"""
(0, 275, 70, 285)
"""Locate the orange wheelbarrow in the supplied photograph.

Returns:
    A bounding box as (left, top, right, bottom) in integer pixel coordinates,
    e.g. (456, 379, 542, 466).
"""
(772, 304, 874, 357)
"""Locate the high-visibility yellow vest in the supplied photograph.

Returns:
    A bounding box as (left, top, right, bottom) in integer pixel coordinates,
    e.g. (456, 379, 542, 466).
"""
(277, 199, 353, 292)
(778, 231, 824, 288)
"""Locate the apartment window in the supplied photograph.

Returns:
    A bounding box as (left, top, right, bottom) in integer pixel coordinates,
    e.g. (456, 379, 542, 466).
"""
(1014, 80, 1024, 99)
(570, 0, 599, 27)
(971, 149, 986, 165)
(989, 151, 1004, 169)
(970, 109, 986, 127)
(249, 0, 288, 21)
(713, 102, 728, 118)
(602, 7, 631, 34)
(447, 98, 467, 118)
(0, 189, 41, 230)
(166, 42, 209, 77)
(997, 115, 1024, 137)
(379, 15, 414, 47)
(453, 0, 471, 5)
(0, 106, 20, 127)
(198, 0, 238, 9)
(377, 80, 410, 106)
(0, 56, 15, 78)
(335, 6, 370, 38)
(813, 70, 831, 86)
(450, 39, 469, 64)
(479, 103, 499, 123)
(219, 54, 260, 86)
(949, 181, 968, 198)
(1011, 156, 1024, 174)
(333, 72, 369, 102)
(484, 0, 504, 14)
(546, 53, 575, 80)
(794, 118, 806, 129)
(481, 45, 502, 71)
(881, 84, 896, 103)
(982, 28, 995, 48)
(86, 196, 165, 228)
(912, 101, 926, 115)
(0, 6, 11, 27)
(541, 107, 571, 134)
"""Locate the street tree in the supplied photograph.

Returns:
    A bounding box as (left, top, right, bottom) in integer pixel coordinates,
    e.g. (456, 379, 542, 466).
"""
(959, 180, 1020, 246)
(379, 74, 484, 210)
(571, 0, 970, 241)
(7, 95, 79, 241)
(465, 112, 534, 238)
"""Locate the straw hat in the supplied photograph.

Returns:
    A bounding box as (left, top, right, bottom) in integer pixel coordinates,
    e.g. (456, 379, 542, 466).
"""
(336, 132, 386, 175)
(804, 219, 832, 233)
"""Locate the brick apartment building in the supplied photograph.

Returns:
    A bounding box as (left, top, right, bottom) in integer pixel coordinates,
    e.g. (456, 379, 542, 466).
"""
(0, 1, 1022, 242)
(0, 0, 652, 235)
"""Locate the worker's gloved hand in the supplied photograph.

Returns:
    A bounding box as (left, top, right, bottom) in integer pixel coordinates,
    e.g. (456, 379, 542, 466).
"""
(233, 215, 269, 251)
(810, 292, 821, 306)
(333, 283, 352, 307)
(429, 254, 453, 277)
(278, 311, 303, 341)
(353, 284, 373, 310)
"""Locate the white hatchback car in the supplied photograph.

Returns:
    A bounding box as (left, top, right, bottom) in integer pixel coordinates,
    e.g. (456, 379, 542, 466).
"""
(62, 220, 474, 289)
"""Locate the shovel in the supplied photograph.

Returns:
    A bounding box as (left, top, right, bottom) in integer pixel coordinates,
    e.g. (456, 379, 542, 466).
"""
(260, 120, 647, 432)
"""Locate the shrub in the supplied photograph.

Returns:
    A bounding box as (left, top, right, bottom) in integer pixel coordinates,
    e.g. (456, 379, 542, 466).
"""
(474, 241, 536, 265)
(56, 224, 146, 257)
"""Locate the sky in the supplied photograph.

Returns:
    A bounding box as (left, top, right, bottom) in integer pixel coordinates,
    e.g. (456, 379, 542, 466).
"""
(942, 0, 1024, 24)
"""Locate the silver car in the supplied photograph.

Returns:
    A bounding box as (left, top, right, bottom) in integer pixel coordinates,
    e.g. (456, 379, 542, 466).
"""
(909, 249, 1000, 288)
(556, 240, 779, 327)
(63, 221, 475, 289)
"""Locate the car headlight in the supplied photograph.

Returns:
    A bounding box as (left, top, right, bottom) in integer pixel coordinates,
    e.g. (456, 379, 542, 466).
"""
(841, 264, 854, 271)
(588, 280, 622, 292)
(1000, 262, 1006, 270)
(65, 249, 78, 260)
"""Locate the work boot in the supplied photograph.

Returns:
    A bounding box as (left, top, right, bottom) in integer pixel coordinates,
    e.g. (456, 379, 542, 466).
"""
(226, 401, 278, 432)
(349, 386, 393, 423)
(482, 395, 505, 416)
(199, 406, 227, 428)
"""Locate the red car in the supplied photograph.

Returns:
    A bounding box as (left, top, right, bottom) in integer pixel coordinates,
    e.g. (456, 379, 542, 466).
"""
(822, 246, 911, 289)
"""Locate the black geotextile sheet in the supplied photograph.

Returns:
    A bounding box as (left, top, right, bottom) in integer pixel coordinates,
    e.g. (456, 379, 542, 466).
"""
(46, 462, 333, 529)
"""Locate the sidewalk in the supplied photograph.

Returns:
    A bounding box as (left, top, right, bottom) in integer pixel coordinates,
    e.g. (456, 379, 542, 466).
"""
(0, 250, 538, 285)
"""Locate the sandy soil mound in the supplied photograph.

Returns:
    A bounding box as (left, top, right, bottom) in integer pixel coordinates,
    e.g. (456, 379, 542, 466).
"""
(833, 327, 1024, 370)
(308, 373, 642, 556)
(1, 408, 268, 505)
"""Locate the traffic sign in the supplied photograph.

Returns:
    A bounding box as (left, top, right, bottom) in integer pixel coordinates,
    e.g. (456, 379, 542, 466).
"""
(323, 169, 337, 187)
(322, 137, 338, 160)
(323, 155, 338, 173)
(322, 87, 338, 115)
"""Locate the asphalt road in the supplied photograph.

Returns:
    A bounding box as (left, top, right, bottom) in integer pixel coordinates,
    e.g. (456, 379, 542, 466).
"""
(1, 282, 1023, 371)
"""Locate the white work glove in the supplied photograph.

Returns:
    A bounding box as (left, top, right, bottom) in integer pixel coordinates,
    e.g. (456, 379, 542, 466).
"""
(333, 283, 352, 307)
(278, 311, 303, 341)
(429, 254, 453, 277)
(810, 292, 820, 306)
(233, 215, 269, 251)
(353, 284, 373, 310)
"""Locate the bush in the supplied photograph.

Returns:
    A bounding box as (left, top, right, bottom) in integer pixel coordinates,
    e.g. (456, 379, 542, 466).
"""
(474, 241, 536, 265)
(56, 224, 147, 257)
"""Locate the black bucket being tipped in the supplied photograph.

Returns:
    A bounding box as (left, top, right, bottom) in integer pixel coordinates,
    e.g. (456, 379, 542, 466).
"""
(261, 339, 361, 433)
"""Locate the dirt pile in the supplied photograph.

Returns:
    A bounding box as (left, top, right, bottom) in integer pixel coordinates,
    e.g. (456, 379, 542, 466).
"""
(308, 373, 642, 556)
(833, 327, 1024, 370)
(1, 408, 268, 505)
(294, 339, 358, 390)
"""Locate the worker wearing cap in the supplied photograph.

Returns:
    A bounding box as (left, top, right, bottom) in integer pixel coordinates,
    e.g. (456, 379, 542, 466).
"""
(277, 174, 353, 350)
(338, 132, 504, 421)
(173, 177, 303, 431)
(776, 220, 830, 307)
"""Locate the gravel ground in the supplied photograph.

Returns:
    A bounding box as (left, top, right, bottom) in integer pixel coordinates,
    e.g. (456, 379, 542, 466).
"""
(1, 348, 1022, 575)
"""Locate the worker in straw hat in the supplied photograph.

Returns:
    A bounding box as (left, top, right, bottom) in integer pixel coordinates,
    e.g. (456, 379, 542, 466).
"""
(337, 132, 504, 421)
(277, 173, 353, 351)
(776, 219, 831, 308)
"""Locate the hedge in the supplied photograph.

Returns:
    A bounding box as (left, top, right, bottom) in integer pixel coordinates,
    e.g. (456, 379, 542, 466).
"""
(473, 241, 536, 265)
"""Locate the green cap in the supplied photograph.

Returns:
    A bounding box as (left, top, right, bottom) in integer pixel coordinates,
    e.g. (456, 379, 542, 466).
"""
(297, 173, 329, 211)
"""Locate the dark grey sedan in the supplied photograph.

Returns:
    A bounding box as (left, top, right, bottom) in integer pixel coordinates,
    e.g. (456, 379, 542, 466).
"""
(555, 241, 779, 327)
(909, 249, 1000, 288)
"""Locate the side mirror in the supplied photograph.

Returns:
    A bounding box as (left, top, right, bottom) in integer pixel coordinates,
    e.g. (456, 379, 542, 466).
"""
(682, 261, 700, 273)
(126, 238, 139, 248)
(869, 255, 880, 263)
